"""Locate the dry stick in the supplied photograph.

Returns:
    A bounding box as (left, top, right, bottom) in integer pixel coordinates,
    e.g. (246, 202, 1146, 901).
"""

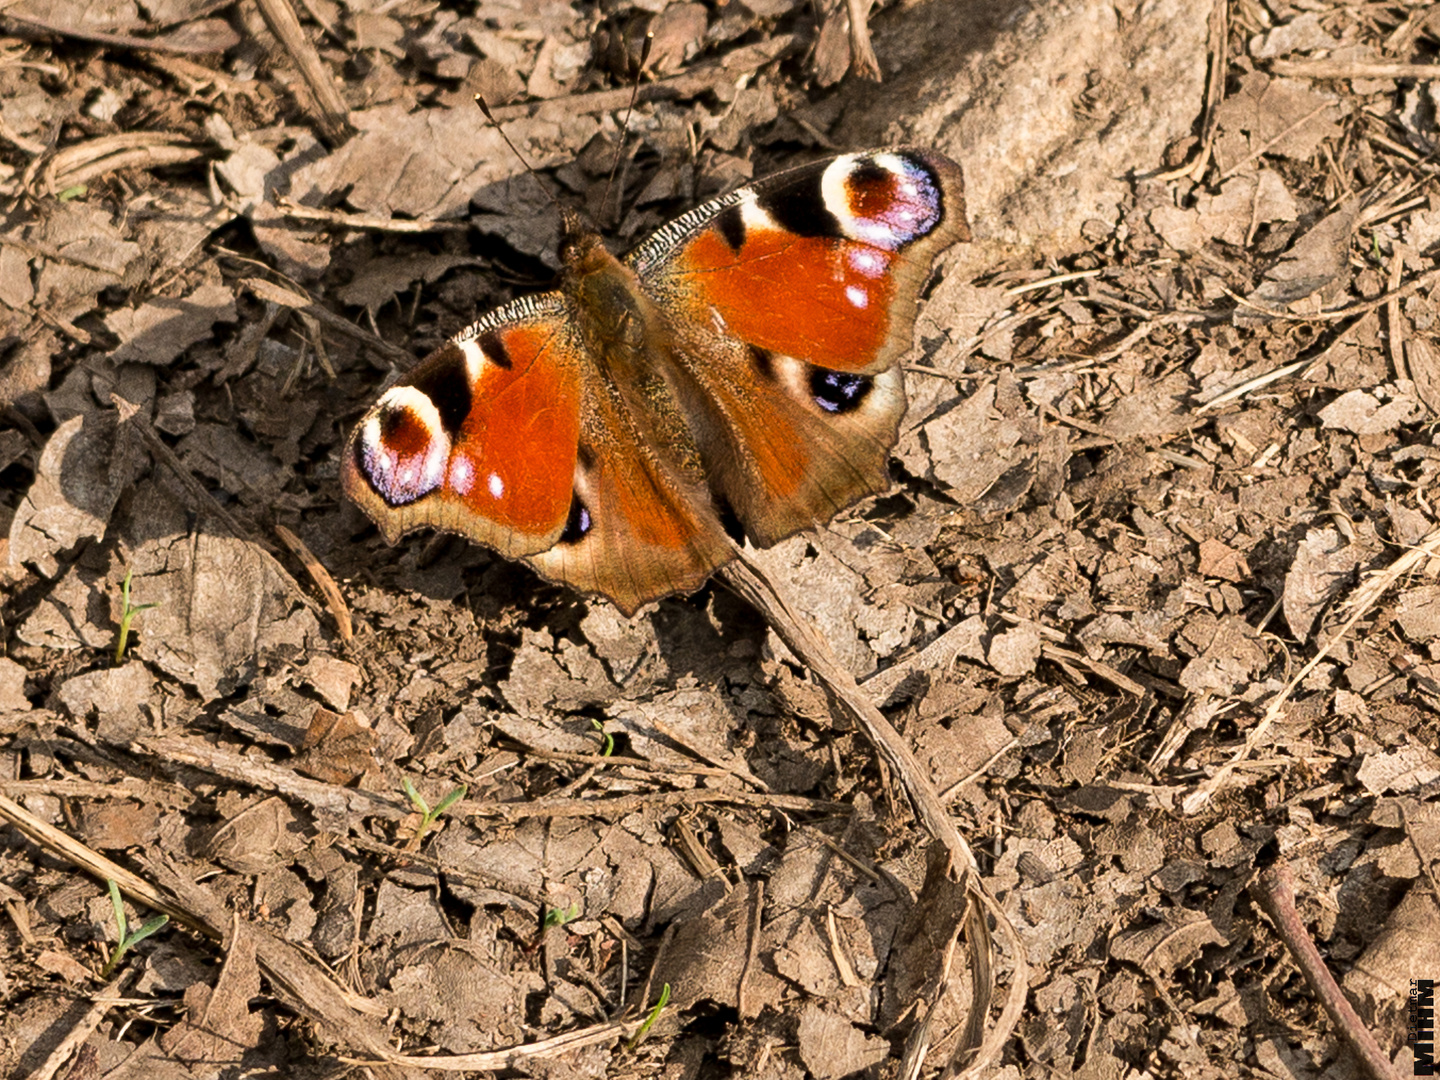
(272, 197, 471, 233)
(39, 132, 206, 195)
(844, 0, 881, 81)
(1250, 859, 1403, 1080)
(339, 1018, 645, 1070)
(0, 792, 411, 1075)
(720, 549, 1029, 1075)
(737, 879, 765, 1017)
(1184, 524, 1440, 814)
(1271, 58, 1440, 81)
(250, 0, 353, 145)
(0, 9, 230, 55)
(110, 394, 325, 623)
(1385, 249, 1409, 382)
(241, 276, 414, 365)
(1155, 0, 1228, 184)
(22, 966, 138, 1080)
(274, 523, 353, 642)
(721, 552, 973, 866)
(1221, 265, 1440, 324)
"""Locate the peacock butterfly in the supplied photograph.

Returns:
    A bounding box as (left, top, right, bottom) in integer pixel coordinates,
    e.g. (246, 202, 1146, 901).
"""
(343, 148, 968, 615)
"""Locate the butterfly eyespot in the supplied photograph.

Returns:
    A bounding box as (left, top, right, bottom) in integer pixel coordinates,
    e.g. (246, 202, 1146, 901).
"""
(357, 389, 450, 507)
(825, 152, 945, 250)
(809, 369, 872, 414)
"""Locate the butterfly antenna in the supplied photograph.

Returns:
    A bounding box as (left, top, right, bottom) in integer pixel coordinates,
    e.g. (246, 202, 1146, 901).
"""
(599, 30, 654, 227)
(474, 94, 565, 218)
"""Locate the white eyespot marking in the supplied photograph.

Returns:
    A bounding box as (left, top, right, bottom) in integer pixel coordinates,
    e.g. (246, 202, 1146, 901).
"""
(847, 248, 886, 277)
(456, 336, 486, 382)
(487, 472, 505, 500)
(822, 152, 942, 250)
(359, 386, 449, 506)
(448, 456, 474, 495)
(845, 285, 869, 309)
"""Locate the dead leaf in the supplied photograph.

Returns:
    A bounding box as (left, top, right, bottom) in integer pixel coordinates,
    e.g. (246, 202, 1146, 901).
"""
(1282, 527, 1365, 644)
(293, 708, 381, 785)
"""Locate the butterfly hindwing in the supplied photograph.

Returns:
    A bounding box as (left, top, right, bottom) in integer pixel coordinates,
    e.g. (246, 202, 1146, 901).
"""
(631, 148, 968, 546)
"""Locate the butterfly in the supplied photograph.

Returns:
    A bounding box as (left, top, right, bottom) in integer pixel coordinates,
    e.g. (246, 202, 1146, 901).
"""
(343, 148, 968, 616)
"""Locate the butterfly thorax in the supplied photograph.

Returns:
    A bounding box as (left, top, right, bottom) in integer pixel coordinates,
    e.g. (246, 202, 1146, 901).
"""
(561, 228, 673, 385)
(558, 225, 707, 481)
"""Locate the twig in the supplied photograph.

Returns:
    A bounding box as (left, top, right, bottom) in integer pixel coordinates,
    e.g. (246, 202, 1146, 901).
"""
(21, 966, 138, 1080)
(1219, 265, 1440, 323)
(274, 523, 353, 642)
(1185, 524, 1440, 813)
(1250, 859, 1403, 1080)
(250, 0, 353, 145)
(844, 0, 881, 81)
(720, 548, 1028, 1075)
(240, 276, 413, 365)
(1271, 59, 1440, 81)
(272, 197, 471, 233)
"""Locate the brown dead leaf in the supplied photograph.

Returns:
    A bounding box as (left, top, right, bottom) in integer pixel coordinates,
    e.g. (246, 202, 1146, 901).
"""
(797, 1004, 890, 1079)
(78, 800, 161, 852)
(35, 948, 94, 984)
(988, 622, 1043, 678)
(160, 921, 270, 1069)
(1177, 613, 1266, 696)
(923, 382, 1038, 505)
(1212, 72, 1342, 173)
(9, 412, 138, 579)
(1240, 202, 1357, 321)
(1396, 586, 1440, 644)
(294, 707, 381, 785)
(1197, 538, 1250, 583)
(1149, 170, 1297, 251)
(1110, 908, 1226, 973)
(882, 843, 968, 1028)
(56, 662, 154, 738)
(106, 283, 238, 366)
(1282, 527, 1366, 644)
(1355, 744, 1440, 795)
(1345, 885, 1440, 1019)
(1317, 387, 1424, 434)
(203, 795, 307, 875)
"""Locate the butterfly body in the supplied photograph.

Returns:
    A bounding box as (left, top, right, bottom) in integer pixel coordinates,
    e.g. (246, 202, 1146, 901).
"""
(344, 148, 968, 615)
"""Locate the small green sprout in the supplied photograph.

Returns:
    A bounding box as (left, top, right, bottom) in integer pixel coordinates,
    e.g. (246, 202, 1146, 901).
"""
(590, 718, 614, 757)
(627, 983, 671, 1050)
(57, 184, 88, 202)
(402, 778, 467, 844)
(543, 902, 581, 930)
(100, 880, 168, 978)
(114, 570, 160, 666)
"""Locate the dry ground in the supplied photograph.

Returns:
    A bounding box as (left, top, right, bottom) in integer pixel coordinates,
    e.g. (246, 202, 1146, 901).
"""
(1, 1, 1439, 1078)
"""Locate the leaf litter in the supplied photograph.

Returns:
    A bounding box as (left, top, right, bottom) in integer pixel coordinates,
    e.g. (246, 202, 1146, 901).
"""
(2, 0, 1440, 1078)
